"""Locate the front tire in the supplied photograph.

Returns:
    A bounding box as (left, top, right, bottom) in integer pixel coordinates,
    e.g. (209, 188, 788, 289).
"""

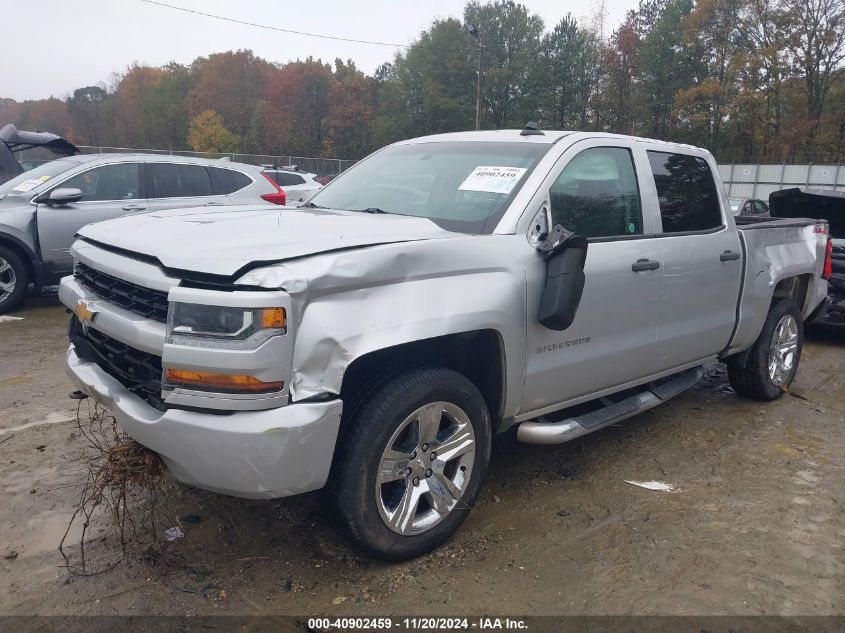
(727, 299, 803, 400)
(0, 246, 27, 315)
(330, 367, 492, 561)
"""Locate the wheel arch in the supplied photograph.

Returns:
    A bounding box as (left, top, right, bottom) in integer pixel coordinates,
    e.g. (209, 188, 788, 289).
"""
(338, 330, 508, 432)
(0, 231, 41, 289)
(771, 273, 812, 313)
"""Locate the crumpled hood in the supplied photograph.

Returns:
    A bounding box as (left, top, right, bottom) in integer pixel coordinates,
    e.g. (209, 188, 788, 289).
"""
(77, 205, 459, 277)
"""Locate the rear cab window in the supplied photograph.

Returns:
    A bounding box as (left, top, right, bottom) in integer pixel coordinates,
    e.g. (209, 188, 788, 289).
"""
(647, 151, 723, 233)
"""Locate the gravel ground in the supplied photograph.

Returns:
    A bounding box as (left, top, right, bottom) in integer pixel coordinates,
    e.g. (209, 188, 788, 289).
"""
(0, 295, 843, 616)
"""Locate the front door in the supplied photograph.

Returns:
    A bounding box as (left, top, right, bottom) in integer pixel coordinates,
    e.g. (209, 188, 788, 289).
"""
(36, 162, 145, 271)
(521, 142, 664, 415)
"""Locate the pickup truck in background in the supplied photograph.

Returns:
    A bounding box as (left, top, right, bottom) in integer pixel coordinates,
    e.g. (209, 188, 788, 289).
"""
(770, 187, 843, 327)
(59, 129, 831, 560)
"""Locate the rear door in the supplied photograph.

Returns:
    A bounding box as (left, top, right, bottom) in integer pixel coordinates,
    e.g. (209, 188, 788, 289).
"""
(145, 162, 227, 212)
(36, 161, 144, 270)
(645, 149, 743, 369)
(521, 140, 665, 413)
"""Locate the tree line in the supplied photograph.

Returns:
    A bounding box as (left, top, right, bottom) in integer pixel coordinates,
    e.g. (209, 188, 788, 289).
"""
(1, 0, 843, 163)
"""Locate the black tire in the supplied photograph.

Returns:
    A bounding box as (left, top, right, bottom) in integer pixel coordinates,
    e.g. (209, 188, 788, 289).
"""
(727, 298, 803, 401)
(0, 246, 27, 315)
(330, 367, 492, 561)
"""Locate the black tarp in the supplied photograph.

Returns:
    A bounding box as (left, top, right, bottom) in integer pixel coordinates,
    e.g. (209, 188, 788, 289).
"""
(769, 187, 845, 239)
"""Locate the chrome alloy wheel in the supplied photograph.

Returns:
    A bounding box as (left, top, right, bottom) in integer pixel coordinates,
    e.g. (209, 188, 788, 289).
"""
(375, 401, 476, 535)
(0, 256, 16, 302)
(768, 314, 799, 386)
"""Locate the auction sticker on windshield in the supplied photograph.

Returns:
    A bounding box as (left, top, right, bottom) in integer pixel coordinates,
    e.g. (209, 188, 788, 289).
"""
(459, 166, 527, 195)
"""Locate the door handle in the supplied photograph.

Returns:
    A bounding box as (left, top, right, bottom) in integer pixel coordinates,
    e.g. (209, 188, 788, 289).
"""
(204, 201, 225, 206)
(720, 250, 741, 262)
(121, 204, 147, 211)
(632, 258, 660, 272)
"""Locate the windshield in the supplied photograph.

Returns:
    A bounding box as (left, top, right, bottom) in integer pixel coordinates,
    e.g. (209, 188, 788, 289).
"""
(308, 141, 550, 233)
(0, 159, 76, 197)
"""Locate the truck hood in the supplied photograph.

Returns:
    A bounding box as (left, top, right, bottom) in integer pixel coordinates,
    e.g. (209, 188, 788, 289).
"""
(77, 205, 460, 277)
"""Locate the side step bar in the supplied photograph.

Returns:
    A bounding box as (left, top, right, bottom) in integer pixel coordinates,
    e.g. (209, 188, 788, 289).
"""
(516, 366, 705, 445)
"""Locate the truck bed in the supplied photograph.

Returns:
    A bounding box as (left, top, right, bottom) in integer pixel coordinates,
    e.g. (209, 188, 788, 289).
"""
(727, 216, 828, 354)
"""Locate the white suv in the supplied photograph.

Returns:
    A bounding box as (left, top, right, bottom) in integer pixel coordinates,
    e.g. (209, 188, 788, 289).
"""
(262, 169, 323, 204)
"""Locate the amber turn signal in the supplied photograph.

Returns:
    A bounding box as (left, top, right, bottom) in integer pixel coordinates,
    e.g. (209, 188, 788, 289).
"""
(259, 307, 286, 329)
(165, 368, 285, 393)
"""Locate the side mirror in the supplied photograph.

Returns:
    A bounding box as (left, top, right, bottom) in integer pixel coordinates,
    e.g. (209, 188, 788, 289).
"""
(536, 225, 588, 331)
(47, 187, 82, 205)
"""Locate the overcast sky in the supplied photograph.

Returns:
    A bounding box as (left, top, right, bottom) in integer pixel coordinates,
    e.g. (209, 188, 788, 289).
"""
(2, 0, 638, 101)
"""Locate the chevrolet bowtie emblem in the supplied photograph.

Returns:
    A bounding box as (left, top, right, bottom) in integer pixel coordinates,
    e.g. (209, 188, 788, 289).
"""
(75, 300, 98, 334)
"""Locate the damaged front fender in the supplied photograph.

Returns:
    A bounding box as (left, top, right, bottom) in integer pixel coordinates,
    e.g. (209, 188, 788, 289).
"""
(236, 235, 527, 417)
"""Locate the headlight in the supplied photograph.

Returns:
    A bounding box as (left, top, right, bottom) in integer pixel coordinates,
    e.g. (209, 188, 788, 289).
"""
(167, 303, 286, 349)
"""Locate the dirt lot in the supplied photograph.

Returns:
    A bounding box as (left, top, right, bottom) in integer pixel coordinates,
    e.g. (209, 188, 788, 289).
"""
(1, 295, 843, 617)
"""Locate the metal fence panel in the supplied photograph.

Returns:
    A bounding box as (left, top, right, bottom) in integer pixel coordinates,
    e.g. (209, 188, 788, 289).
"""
(718, 163, 843, 198)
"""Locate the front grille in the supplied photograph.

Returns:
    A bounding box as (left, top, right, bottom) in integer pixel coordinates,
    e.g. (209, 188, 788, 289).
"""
(69, 316, 166, 410)
(75, 263, 169, 323)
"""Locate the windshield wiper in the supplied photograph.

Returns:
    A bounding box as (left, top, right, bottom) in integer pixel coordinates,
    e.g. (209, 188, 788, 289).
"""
(358, 207, 391, 214)
(301, 201, 329, 209)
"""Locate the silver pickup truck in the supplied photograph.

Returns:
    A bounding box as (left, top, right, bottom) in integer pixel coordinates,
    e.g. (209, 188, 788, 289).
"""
(58, 129, 831, 560)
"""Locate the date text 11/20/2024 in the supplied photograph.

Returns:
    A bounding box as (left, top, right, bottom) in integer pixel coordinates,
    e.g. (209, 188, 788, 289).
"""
(306, 617, 528, 630)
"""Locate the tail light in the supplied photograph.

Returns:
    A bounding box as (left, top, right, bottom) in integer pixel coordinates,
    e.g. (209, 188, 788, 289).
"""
(823, 237, 833, 280)
(260, 173, 286, 206)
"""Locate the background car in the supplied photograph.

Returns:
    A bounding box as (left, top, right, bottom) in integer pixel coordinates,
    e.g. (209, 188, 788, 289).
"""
(262, 168, 323, 204)
(0, 153, 286, 313)
(728, 196, 771, 217)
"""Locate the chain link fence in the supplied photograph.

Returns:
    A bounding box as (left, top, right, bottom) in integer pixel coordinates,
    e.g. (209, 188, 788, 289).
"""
(76, 146, 357, 177)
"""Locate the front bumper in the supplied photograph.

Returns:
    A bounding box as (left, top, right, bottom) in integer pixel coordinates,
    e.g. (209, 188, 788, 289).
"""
(66, 345, 342, 499)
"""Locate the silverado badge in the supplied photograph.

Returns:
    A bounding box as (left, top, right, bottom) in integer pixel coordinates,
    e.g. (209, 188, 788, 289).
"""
(75, 300, 98, 335)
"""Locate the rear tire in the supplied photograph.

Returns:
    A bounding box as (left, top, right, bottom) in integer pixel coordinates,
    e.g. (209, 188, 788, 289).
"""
(727, 299, 803, 401)
(330, 367, 492, 561)
(0, 246, 27, 315)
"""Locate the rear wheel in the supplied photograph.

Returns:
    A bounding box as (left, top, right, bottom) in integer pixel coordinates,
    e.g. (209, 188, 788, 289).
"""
(0, 246, 27, 315)
(330, 367, 492, 561)
(727, 299, 803, 400)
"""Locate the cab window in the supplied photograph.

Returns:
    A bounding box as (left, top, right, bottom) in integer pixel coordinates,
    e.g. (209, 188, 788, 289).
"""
(648, 151, 722, 233)
(60, 163, 141, 202)
(548, 147, 643, 238)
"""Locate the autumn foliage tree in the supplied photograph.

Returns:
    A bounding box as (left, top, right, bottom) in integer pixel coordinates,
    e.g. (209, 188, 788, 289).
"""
(187, 110, 240, 153)
(2, 0, 843, 164)
(264, 59, 334, 157)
